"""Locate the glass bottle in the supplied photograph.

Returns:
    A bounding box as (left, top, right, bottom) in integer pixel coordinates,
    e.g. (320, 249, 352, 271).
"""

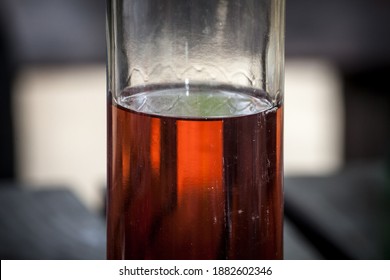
(106, 0, 285, 259)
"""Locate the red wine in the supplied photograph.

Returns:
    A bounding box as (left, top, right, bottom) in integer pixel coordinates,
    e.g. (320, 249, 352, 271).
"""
(107, 85, 283, 259)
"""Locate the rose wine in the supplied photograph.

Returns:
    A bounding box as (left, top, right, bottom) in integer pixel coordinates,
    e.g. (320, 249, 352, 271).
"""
(107, 84, 283, 259)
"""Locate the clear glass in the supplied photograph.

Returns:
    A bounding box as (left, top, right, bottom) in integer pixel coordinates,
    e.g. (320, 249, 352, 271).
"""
(107, 0, 285, 259)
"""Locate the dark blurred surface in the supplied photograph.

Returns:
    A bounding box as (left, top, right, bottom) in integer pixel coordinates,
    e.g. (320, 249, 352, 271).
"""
(0, 0, 389, 259)
(285, 161, 389, 259)
(0, 186, 105, 259)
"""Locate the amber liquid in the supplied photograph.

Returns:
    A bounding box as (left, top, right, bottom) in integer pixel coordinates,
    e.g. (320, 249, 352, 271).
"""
(107, 85, 283, 259)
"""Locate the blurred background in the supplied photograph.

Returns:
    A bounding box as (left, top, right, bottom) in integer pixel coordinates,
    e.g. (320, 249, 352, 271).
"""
(0, 0, 389, 259)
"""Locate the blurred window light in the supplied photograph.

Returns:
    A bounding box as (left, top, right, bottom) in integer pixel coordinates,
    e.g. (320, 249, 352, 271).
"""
(284, 59, 344, 175)
(13, 65, 106, 211)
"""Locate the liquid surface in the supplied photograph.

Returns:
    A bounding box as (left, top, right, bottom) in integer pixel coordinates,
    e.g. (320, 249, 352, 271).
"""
(119, 85, 273, 118)
(107, 85, 283, 259)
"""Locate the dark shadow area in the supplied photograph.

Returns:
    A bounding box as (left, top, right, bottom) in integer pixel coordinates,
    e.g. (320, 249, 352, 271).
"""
(0, 12, 16, 180)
